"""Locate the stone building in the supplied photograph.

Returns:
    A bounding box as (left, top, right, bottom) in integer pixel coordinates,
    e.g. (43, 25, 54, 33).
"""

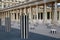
(0, 0, 60, 39)
(0, 0, 21, 8)
(0, 0, 60, 26)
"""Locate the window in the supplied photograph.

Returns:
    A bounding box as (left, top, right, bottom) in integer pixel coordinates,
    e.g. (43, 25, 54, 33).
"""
(15, 13, 16, 20)
(38, 13, 40, 19)
(57, 11, 59, 20)
(51, 12, 54, 19)
(35, 15, 37, 19)
(33, 15, 35, 19)
(4, 5, 6, 8)
(18, 13, 20, 19)
(47, 12, 50, 19)
(12, 13, 13, 15)
(33, 14, 37, 19)
(41, 13, 43, 19)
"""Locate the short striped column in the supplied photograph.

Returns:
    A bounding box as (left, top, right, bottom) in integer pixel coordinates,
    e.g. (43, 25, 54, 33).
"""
(5, 11, 11, 32)
(20, 13, 29, 39)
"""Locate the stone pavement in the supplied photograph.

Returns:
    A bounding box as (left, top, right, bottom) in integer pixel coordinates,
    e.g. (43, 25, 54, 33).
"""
(0, 26, 60, 40)
(1, 20, 60, 39)
(29, 21, 60, 38)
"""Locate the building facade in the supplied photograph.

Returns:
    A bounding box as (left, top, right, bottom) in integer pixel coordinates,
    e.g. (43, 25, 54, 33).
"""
(0, 0, 60, 26)
(0, 0, 60, 39)
(0, 0, 22, 8)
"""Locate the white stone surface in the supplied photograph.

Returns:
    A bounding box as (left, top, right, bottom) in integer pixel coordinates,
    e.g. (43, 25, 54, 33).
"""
(29, 20, 60, 38)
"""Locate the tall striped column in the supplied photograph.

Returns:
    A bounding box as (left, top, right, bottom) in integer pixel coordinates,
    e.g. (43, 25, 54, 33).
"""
(0, 12, 1, 26)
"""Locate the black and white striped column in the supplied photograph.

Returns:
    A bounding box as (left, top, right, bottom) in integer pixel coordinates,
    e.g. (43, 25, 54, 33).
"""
(20, 13, 29, 39)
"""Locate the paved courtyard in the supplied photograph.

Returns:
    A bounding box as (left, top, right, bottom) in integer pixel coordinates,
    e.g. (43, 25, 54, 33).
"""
(0, 26, 60, 40)
(1, 20, 60, 40)
(29, 20, 60, 38)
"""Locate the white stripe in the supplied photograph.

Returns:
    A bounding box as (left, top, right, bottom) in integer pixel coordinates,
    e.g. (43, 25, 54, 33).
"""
(24, 15, 25, 39)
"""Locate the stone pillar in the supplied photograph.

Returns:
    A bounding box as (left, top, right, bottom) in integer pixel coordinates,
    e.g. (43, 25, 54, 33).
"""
(4, 12, 5, 18)
(10, 11, 12, 21)
(20, 9, 22, 19)
(14, 10, 16, 21)
(29, 6, 32, 22)
(51, 2, 57, 24)
(16, 10, 18, 21)
(5, 11, 11, 32)
(20, 8, 29, 39)
(50, 11, 51, 20)
(33, 8, 36, 20)
(24, 8, 26, 14)
(36, 5, 39, 20)
(4, 12, 5, 25)
(6, 3, 8, 7)
(2, 3, 4, 8)
(59, 11, 60, 21)
(54, 1, 57, 22)
(51, 3, 54, 24)
(43, 4, 47, 23)
(18, 10, 20, 20)
(13, 10, 15, 21)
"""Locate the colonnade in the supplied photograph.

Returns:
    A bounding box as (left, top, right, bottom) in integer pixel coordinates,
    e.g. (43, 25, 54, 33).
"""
(0, 1, 59, 31)
(0, 2, 59, 23)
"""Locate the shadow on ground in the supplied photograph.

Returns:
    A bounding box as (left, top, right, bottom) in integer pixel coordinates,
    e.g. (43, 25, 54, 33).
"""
(0, 26, 60, 40)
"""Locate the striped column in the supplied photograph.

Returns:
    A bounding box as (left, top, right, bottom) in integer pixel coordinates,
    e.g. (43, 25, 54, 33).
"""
(0, 17, 1, 26)
(5, 11, 11, 32)
(20, 8, 29, 39)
